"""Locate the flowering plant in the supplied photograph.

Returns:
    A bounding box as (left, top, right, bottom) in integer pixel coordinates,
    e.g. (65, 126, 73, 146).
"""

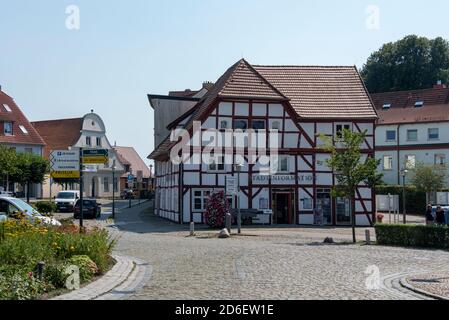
(204, 191, 231, 229)
(377, 213, 385, 223)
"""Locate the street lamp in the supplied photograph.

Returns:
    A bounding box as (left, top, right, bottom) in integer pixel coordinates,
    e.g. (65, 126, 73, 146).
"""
(234, 163, 244, 234)
(112, 160, 116, 220)
(401, 169, 408, 224)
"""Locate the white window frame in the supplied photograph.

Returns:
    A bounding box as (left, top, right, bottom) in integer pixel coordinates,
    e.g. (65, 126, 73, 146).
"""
(406, 129, 418, 142)
(428, 128, 439, 141)
(207, 155, 225, 172)
(275, 155, 289, 173)
(383, 155, 393, 171)
(405, 155, 416, 169)
(193, 190, 212, 212)
(19, 125, 29, 134)
(335, 124, 351, 138)
(3, 122, 13, 135)
(386, 130, 396, 142)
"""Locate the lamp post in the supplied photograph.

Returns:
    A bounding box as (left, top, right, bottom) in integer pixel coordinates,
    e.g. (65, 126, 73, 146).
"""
(234, 163, 244, 234)
(112, 160, 116, 220)
(401, 169, 408, 224)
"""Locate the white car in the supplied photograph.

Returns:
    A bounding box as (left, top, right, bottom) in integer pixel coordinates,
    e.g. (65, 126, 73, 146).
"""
(55, 190, 80, 212)
(0, 196, 62, 227)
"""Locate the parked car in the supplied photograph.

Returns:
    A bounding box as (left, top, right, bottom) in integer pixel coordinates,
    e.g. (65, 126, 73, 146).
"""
(121, 189, 135, 200)
(55, 190, 80, 212)
(0, 190, 15, 197)
(0, 196, 61, 226)
(73, 199, 101, 219)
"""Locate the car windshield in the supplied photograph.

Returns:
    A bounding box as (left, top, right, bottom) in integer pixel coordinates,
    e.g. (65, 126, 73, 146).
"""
(57, 192, 76, 199)
(76, 200, 95, 207)
(8, 198, 43, 217)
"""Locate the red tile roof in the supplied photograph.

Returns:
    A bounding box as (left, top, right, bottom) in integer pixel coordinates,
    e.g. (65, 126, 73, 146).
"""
(371, 87, 449, 125)
(254, 65, 377, 119)
(0, 90, 46, 147)
(114, 146, 151, 178)
(31, 118, 83, 159)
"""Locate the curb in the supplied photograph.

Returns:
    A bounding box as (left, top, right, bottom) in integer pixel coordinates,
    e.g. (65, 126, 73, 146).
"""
(51, 255, 151, 300)
(399, 277, 448, 301)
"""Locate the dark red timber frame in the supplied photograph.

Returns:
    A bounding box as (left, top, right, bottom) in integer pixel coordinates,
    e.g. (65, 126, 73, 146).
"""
(155, 97, 377, 226)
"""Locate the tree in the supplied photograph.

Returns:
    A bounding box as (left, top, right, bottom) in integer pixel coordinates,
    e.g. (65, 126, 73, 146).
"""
(11, 153, 49, 203)
(0, 145, 18, 191)
(321, 129, 382, 243)
(361, 35, 449, 93)
(410, 162, 447, 205)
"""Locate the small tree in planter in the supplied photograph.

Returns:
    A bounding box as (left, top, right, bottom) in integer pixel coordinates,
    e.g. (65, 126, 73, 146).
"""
(204, 191, 230, 229)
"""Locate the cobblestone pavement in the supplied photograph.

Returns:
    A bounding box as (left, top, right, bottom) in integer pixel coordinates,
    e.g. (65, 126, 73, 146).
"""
(108, 204, 449, 300)
(404, 272, 449, 300)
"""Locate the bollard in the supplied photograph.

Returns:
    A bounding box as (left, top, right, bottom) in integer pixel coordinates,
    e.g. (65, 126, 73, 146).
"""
(37, 261, 45, 281)
(190, 222, 195, 236)
(365, 230, 371, 245)
(225, 212, 232, 234)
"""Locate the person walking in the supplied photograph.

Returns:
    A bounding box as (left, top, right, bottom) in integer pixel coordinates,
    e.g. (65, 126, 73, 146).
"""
(425, 204, 435, 226)
(435, 206, 446, 225)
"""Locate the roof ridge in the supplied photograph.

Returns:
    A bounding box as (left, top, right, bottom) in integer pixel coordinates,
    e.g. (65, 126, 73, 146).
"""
(371, 86, 449, 96)
(253, 65, 356, 68)
(31, 117, 83, 124)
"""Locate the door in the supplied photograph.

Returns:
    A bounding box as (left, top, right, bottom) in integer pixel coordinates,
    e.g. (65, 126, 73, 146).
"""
(336, 197, 352, 225)
(273, 192, 294, 224)
(316, 189, 332, 225)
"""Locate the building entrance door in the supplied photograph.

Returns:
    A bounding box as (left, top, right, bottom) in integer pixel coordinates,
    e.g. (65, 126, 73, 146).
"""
(316, 189, 332, 225)
(272, 191, 294, 224)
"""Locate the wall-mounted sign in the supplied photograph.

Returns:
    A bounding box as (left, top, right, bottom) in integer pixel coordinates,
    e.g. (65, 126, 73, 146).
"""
(83, 149, 109, 165)
(226, 176, 238, 195)
(50, 150, 80, 179)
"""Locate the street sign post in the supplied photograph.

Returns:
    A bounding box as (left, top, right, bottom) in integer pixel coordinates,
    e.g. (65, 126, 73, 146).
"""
(225, 176, 238, 196)
(50, 150, 80, 179)
(82, 149, 109, 165)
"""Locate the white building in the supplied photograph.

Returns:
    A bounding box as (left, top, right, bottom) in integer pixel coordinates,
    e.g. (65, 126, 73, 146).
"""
(372, 83, 449, 186)
(32, 112, 125, 199)
(149, 59, 378, 226)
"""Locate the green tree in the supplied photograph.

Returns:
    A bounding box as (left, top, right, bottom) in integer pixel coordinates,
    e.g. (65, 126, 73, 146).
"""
(321, 129, 382, 243)
(361, 35, 449, 93)
(410, 162, 447, 205)
(11, 153, 49, 203)
(0, 145, 18, 192)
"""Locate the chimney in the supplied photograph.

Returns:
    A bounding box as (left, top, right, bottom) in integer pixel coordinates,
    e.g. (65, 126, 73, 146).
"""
(202, 81, 215, 91)
(434, 80, 447, 89)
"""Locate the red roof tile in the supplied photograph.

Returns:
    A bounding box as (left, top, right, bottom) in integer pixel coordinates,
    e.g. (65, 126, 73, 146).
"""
(31, 118, 83, 159)
(114, 146, 151, 178)
(0, 90, 46, 147)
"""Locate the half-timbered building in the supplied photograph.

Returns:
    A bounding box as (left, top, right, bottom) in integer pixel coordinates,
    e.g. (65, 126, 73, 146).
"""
(149, 59, 378, 226)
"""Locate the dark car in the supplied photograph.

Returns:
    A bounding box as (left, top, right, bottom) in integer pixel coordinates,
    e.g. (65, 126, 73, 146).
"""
(121, 189, 135, 200)
(74, 199, 101, 219)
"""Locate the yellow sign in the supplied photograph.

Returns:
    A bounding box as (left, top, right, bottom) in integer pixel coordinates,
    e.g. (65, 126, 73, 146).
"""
(51, 171, 80, 179)
(82, 156, 108, 165)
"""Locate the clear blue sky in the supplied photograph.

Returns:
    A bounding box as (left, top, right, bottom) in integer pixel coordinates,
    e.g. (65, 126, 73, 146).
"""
(1, 0, 449, 162)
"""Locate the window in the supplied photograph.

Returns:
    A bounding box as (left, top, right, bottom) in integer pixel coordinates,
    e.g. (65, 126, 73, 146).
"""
(103, 177, 109, 192)
(407, 129, 418, 141)
(386, 130, 396, 141)
(193, 190, 211, 211)
(96, 137, 102, 146)
(252, 120, 266, 130)
(220, 120, 230, 129)
(276, 156, 289, 173)
(3, 104, 12, 112)
(24, 148, 33, 154)
(415, 101, 424, 108)
(405, 155, 416, 169)
(234, 120, 248, 130)
(19, 125, 28, 134)
(3, 122, 13, 135)
(336, 124, 351, 138)
(435, 154, 446, 167)
(208, 155, 225, 172)
(428, 128, 439, 140)
(271, 121, 281, 130)
(382, 103, 391, 110)
(86, 136, 91, 146)
(383, 156, 393, 170)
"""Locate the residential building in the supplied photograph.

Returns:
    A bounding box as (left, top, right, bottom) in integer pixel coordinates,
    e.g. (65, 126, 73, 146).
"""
(0, 88, 46, 198)
(372, 82, 449, 186)
(149, 59, 378, 226)
(114, 146, 152, 198)
(32, 111, 125, 199)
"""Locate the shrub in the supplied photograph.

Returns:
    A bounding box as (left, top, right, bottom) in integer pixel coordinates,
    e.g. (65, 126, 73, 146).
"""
(68, 255, 98, 283)
(376, 185, 427, 215)
(34, 201, 57, 215)
(375, 224, 449, 249)
(204, 191, 230, 229)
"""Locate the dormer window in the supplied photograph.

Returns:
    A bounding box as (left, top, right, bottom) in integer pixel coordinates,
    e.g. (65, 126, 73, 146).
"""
(19, 125, 28, 134)
(415, 101, 424, 108)
(382, 103, 391, 110)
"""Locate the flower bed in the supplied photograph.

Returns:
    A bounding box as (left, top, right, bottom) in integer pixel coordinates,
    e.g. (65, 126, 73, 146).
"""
(0, 219, 116, 300)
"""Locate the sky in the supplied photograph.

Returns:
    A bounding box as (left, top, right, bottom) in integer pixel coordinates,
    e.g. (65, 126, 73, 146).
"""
(1, 0, 449, 164)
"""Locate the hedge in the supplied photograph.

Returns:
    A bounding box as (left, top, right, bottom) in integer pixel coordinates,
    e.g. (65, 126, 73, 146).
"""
(375, 224, 449, 249)
(34, 201, 57, 215)
(375, 185, 426, 215)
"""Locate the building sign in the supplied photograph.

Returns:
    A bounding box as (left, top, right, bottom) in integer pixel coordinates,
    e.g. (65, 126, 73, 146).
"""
(50, 150, 80, 179)
(225, 176, 238, 195)
(252, 174, 315, 184)
(82, 149, 109, 165)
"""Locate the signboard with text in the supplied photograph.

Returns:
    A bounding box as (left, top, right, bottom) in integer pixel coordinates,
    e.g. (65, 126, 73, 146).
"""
(225, 176, 238, 195)
(50, 150, 80, 179)
(82, 149, 109, 165)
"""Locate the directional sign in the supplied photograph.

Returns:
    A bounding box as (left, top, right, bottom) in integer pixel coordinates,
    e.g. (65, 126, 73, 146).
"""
(128, 173, 135, 182)
(82, 149, 109, 165)
(50, 150, 80, 179)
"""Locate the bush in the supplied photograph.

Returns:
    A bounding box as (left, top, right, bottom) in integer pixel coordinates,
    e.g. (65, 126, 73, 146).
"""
(375, 224, 449, 249)
(204, 191, 230, 229)
(34, 201, 57, 215)
(68, 255, 98, 283)
(376, 185, 426, 215)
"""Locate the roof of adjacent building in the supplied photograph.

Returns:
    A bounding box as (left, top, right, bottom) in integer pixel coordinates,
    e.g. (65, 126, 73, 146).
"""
(0, 90, 46, 147)
(114, 146, 151, 178)
(149, 59, 377, 160)
(31, 118, 83, 158)
(371, 85, 449, 125)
